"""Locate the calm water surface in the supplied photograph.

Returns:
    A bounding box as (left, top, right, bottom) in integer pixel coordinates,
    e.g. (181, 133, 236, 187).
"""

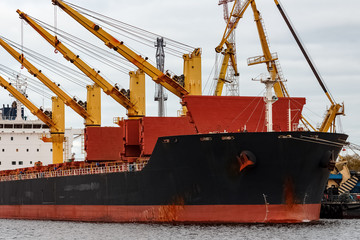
(0, 219, 359, 240)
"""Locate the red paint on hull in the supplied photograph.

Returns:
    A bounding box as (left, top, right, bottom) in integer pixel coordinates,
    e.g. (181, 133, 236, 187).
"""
(0, 204, 320, 223)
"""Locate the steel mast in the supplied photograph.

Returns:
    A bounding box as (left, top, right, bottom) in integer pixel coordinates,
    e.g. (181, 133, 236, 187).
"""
(154, 37, 167, 117)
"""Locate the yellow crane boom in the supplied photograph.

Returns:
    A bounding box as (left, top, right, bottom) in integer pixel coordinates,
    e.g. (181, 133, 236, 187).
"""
(52, 0, 189, 98)
(0, 75, 56, 130)
(215, 0, 251, 53)
(248, 0, 286, 97)
(214, 0, 286, 97)
(0, 75, 65, 164)
(0, 37, 99, 126)
(214, 41, 238, 96)
(17, 10, 142, 117)
(214, 0, 250, 96)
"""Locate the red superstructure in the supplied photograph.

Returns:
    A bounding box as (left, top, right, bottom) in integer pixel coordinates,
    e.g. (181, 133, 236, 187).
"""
(85, 95, 305, 162)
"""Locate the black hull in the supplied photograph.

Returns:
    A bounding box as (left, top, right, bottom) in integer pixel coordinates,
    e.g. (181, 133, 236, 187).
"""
(0, 131, 347, 223)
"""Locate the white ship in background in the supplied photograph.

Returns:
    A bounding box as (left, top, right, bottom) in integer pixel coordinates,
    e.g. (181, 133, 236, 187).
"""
(0, 80, 83, 171)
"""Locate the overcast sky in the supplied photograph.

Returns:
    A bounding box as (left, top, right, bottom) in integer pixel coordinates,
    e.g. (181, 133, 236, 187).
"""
(0, 0, 359, 150)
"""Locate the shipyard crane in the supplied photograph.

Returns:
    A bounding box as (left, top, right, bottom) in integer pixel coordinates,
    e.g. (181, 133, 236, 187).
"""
(0, 75, 65, 164)
(215, 0, 240, 96)
(0, 37, 101, 127)
(17, 10, 144, 118)
(215, 0, 287, 97)
(214, 0, 251, 96)
(52, 0, 202, 99)
(216, 0, 343, 132)
(273, 0, 344, 132)
(215, 0, 251, 53)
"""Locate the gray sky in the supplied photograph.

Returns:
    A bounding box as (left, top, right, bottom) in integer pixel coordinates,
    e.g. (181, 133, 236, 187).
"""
(0, 0, 359, 151)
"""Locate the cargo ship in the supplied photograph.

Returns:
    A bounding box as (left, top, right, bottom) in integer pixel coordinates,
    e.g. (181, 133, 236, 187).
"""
(0, 0, 348, 223)
(0, 95, 348, 223)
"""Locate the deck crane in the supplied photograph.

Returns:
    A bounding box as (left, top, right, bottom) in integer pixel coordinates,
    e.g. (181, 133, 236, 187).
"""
(17, 10, 144, 118)
(0, 75, 65, 164)
(273, 0, 344, 132)
(0, 37, 101, 127)
(52, 0, 202, 99)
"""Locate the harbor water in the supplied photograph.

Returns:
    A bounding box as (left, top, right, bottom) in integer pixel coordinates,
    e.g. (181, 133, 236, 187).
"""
(0, 219, 359, 240)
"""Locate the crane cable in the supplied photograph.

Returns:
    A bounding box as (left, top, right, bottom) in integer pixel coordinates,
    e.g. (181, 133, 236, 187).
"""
(31, 16, 137, 75)
(0, 36, 92, 88)
(63, 1, 196, 55)
(0, 65, 53, 99)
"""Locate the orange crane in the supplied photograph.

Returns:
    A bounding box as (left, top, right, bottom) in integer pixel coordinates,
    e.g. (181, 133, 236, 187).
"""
(17, 10, 144, 118)
(0, 75, 65, 164)
(52, 0, 200, 99)
(0, 37, 101, 127)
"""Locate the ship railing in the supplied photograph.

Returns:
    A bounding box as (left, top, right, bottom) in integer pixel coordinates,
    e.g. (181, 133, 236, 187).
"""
(0, 162, 148, 182)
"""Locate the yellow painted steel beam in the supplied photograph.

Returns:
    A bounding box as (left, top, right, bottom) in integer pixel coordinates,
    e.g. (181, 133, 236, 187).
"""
(17, 10, 140, 116)
(215, 50, 231, 96)
(0, 37, 96, 125)
(0, 75, 57, 130)
(50, 96, 65, 164)
(216, 0, 252, 53)
(0, 75, 65, 163)
(52, 0, 188, 98)
(128, 70, 145, 118)
(183, 48, 202, 96)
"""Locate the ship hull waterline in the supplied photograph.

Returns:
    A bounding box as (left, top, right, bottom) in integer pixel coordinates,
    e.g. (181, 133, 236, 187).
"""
(0, 131, 347, 223)
(0, 204, 320, 223)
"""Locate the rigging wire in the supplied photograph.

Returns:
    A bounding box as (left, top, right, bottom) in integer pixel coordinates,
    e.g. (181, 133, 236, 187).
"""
(63, 1, 195, 51)
(1, 36, 93, 88)
(0, 65, 53, 99)
(102, 25, 185, 58)
(31, 16, 136, 75)
(203, 62, 216, 95)
(62, 1, 195, 58)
